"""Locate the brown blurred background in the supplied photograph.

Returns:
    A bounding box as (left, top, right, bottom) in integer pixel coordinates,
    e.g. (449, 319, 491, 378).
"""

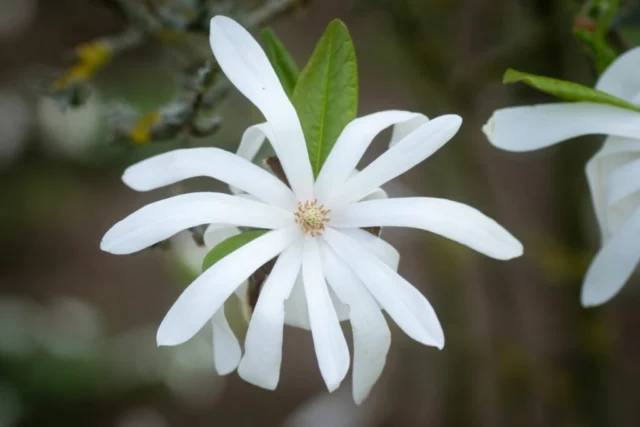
(1, 0, 639, 426)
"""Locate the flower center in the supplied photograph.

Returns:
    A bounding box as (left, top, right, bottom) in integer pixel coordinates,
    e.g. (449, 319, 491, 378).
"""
(294, 199, 330, 236)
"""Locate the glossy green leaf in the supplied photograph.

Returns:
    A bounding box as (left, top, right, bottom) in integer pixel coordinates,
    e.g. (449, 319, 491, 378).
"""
(261, 28, 299, 97)
(503, 68, 640, 113)
(202, 230, 267, 272)
(292, 19, 358, 177)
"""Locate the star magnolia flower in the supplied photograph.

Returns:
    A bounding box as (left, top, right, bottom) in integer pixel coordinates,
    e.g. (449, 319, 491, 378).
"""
(101, 15, 523, 403)
(483, 47, 640, 307)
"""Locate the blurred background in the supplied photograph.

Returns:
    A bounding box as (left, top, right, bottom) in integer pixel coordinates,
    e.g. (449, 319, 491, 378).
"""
(1, 0, 639, 426)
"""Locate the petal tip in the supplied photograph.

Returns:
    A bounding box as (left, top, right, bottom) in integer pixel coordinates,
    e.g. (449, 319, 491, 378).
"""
(580, 283, 609, 308)
(237, 362, 279, 390)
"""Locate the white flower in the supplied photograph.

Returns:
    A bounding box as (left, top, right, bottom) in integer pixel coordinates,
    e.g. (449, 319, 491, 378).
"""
(483, 47, 640, 307)
(101, 15, 523, 403)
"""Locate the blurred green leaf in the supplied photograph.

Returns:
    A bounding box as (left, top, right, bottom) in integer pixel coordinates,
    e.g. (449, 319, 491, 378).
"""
(503, 68, 640, 113)
(202, 230, 267, 272)
(573, 0, 620, 73)
(261, 28, 300, 97)
(292, 19, 358, 177)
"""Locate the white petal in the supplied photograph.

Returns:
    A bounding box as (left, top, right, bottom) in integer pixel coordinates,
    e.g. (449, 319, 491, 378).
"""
(122, 147, 296, 209)
(361, 187, 388, 201)
(319, 241, 390, 405)
(331, 198, 523, 260)
(156, 226, 299, 346)
(302, 237, 350, 392)
(340, 228, 400, 271)
(483, 103, 640, 152)
(389, 115, 430, 147)
(326, 115, 462, 208)
(606, 157, 640, 206)
(284, 229, 395, 329)
(203, 224, 240, 248)
(283, 276, 311, 330)
(581, 206, 640, 306)
(238, 240, 303, 389)
(211, 306, 241, 375)
(209, 16, 313, 199)
(315, 111, 425, 202)
(236, 122, 272, 162)
(323, 228, 444, 348)
(101, 193, 293, 255)
(230, 123, 274, 195)
(596, 47, 640, 100)
(283, 279, 351, 331)
(586, 137, 640, 241)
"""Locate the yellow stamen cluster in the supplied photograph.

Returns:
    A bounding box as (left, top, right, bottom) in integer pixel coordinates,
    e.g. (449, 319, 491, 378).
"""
(294, 199, 330, 236)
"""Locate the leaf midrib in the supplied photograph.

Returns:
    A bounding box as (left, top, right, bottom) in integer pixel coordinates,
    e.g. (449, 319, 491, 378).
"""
(313, 26, 336, 176)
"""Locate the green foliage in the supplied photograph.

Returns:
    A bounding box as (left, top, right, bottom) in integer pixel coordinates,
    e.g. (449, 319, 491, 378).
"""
(292, 19, 359, 177)
(503, 68, 640, 113)
(573, 0, 620, 74)
(202, 230, 267, 271)
(261, 28, 300, 97)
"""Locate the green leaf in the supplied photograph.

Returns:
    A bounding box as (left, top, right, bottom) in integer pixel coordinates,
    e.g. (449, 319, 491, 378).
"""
(573, 29, 617, 74)
(503, 68, 640, 113)
(202, 230, 267, 272)
(573, 0, 620, 73)
(261, 28, 300, 97)
(291, 19, 358, 177)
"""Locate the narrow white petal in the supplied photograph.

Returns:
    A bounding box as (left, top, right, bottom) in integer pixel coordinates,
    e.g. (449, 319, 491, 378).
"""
(596, 47, 640, 100)
(156, 226, 299, 347)
(283, 278, 351, 330)
(340, 228, 400, 271)
(122, 147, 296, 209)
(209, 16, 313, 199)
(283, 276, 311, 330)
(586, 137, 640, 241)
(605, 157, 640, 207)
(284, 238, 380, 330)
(323, 228, 444, 348)
(483, 103, 640, 152)
(203, 224, 240, 248)
(389, 115, 430, 147)
(326, 115, 462, 208)
(331, 198, 523, 260)
(101, 193, 293, 255)
(238, 241, 302, 389)
(230, 123, 275, 195)
(211, 306, 241, 375)
(361, 187, 388, 201)
(319, 241, 390, 405)
(302, 237, 350, 392)
(236, 122, 272, 161)
(315, 111, 425, 202)
(581, 207, 640, 306)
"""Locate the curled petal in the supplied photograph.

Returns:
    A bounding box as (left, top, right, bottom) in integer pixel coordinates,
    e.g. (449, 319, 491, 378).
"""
(581, 207, 640, 307)
(596, 47, 640, 100)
